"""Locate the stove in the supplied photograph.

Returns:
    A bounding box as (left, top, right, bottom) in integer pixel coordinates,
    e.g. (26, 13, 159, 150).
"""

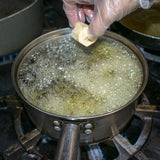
(0, 83, 160, 160)
(0, 1, 160, 160)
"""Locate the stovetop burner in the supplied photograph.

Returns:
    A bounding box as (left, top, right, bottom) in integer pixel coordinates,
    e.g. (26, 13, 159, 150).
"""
(0, 95, 160, 160)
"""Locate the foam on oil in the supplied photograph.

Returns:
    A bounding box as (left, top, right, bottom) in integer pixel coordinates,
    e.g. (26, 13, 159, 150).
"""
(17, 35, 143, 117)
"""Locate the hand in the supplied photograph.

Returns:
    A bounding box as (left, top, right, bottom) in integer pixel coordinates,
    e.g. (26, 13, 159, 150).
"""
(63, 0, 155, 39)
(63, 0, 95, 26)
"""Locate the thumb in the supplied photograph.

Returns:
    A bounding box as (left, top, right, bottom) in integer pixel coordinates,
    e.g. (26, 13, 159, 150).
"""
(88, 5, 110, 40)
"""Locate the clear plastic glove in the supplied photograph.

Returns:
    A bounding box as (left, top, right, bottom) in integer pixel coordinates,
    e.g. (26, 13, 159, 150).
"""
(63, 0, 155, 39)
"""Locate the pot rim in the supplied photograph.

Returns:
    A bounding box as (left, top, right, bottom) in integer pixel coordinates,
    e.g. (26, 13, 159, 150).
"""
(12, 28, 148, 121)
(0, 0, 38, 22)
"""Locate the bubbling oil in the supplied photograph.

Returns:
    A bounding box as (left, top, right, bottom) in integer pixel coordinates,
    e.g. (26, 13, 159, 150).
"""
(17, 35, 143, 117)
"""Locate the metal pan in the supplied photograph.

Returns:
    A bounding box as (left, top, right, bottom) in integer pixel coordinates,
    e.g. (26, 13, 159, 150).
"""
(111, 3, 160, 51)
(12, 28, 148, 160)
(0, 0, 43, 56)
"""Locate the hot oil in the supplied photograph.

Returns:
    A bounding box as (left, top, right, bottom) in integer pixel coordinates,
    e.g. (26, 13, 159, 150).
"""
(17, 36, 143, 117)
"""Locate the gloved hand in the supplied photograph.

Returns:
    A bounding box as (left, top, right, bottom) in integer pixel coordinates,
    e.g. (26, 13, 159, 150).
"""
(63, 0, 156, 39)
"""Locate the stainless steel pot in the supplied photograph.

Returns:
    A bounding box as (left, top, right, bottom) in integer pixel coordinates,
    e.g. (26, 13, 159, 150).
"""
(111, 21, 160, 51)
(12, 28, 148, 160)
(0, 0, 43, 56)
(111, 3, 160, 51)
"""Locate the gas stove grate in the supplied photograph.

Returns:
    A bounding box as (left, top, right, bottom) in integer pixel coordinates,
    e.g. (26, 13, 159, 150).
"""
(1, 95, 159, 160)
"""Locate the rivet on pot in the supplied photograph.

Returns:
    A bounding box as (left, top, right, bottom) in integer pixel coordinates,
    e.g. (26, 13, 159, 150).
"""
(84, 129, 92, 135)
(53, 120, 61, 126)
(54, 126, 61, 132)
(85, 123, 93, 129)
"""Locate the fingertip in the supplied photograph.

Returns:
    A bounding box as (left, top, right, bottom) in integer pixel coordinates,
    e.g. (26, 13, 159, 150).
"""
(77, 5, 85, 22)
(83, 5, 94, 21)
(87, 27, 97, 40)
(69, 22, 73, 28)
(88, 12, 109, 38)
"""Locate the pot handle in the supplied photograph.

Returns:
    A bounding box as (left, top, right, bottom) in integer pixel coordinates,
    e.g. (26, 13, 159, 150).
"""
(54, 123, 80, 160)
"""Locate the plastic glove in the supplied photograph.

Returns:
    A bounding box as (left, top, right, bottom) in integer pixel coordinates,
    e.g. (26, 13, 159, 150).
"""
(63, 0, 155, 39)
(63, 0, 95, 26)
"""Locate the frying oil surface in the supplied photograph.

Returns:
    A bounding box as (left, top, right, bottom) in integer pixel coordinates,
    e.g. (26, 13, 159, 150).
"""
(17, 36, 143, 117)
